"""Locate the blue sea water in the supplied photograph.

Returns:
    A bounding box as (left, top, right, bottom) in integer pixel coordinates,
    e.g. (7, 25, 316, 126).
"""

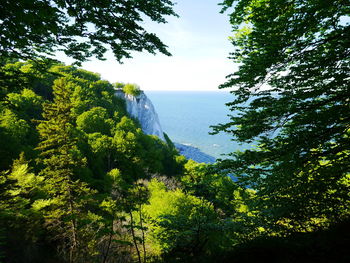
(144, 91, 246, 160)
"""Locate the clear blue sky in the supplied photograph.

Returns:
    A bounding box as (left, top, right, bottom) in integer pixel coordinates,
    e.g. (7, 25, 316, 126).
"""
(60, 0, 236, 91)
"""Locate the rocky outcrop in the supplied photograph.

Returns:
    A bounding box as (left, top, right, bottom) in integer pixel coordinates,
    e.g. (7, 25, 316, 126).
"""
(115, 90, 165, 141)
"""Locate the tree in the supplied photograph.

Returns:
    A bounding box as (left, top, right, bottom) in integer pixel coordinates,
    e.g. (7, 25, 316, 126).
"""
(0, 108, 31, 169)
(0, 154, 48, 262)
(214, 0, 350, 231)
(144, 179, 224, 261)
(76, 107, 114, 135)
(0, 0, 177, 63)
(6, 88, 43, 120)
(181, 160, 249, 218)
(35, 77, 96, 262)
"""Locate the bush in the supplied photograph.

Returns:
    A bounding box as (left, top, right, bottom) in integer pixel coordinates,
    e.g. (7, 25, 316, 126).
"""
(122, 83, 141, 96)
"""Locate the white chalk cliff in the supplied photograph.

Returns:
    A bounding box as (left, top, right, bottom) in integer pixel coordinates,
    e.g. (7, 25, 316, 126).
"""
(116, 90, 216, 163)
(115, 90, 166, 141)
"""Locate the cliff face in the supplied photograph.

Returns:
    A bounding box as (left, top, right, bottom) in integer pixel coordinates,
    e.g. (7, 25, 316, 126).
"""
(116, 90, 216, 163)
(116, 90, 166, 141)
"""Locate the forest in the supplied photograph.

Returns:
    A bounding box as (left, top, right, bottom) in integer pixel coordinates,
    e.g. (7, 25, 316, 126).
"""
(0, 0, 349, 262)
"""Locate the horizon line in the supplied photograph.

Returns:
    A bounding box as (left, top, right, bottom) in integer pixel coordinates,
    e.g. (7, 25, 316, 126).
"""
(142, 89, 230, 92)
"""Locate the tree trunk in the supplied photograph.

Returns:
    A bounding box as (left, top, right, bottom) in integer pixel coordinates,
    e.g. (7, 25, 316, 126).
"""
(139, 204, 146, 263)
(129, 210, 142, 263)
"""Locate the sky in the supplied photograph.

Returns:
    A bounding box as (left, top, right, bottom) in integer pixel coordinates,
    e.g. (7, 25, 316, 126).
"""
(59, 0, 236, 91)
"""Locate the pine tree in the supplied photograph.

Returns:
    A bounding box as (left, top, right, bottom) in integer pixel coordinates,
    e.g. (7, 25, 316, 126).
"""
(36, 78, 95, 262)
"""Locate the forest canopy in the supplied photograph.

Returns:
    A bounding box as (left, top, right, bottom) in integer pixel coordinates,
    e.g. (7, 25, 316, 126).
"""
(0, 0, 350, 262)
(0, 0, 177, 63)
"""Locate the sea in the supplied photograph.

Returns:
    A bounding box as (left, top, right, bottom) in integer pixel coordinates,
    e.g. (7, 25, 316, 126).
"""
(144, 91, 248, 162)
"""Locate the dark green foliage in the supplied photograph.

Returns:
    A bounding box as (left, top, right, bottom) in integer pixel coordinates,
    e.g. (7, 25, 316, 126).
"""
(221, 219, 350, 263)
(35, 78, 97, 261)
(0, 155, 52, 263)
(0, 107, 33, 168)
(0, 0, 177, 63)
(214, 0, 350, 232)
(0, 60, 60, 101)
(163, 132, 175, 149)
(7, 88, 43, 120)
(0, 61, 186, 262)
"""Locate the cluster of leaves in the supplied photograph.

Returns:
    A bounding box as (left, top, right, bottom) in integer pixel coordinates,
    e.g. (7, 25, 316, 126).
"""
(122, 84, 142, 97)
(0, 0, 177, 63)
(214, 0, 350, 239)
(142, 161, 250, 262)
